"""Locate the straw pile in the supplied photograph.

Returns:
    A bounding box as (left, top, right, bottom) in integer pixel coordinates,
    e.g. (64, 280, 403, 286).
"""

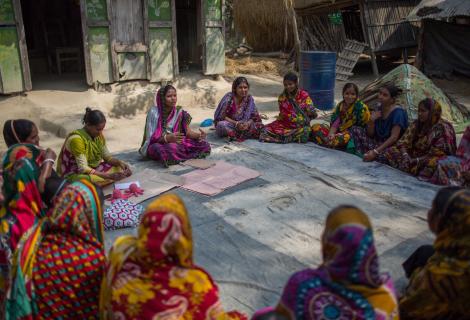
(234, 0, 294, 52)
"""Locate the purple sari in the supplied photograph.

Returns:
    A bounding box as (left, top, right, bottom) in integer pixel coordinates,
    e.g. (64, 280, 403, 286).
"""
(139, 90, 211, 167)
(214, 92, 263, 141)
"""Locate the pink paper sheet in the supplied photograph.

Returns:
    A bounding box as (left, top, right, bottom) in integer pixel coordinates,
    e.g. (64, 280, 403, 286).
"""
(181, 161, 261, 196)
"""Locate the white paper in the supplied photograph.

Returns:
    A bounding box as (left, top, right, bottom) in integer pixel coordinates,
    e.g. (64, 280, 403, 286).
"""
(115, 181, 141, 190)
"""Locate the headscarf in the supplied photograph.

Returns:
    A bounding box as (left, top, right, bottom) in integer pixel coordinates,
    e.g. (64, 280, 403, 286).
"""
(413, 98, 443, 144)
(101, 194, 246, 320)
(139, 86, 190, 156)
(400, 189, 470, 319)
(397, 99, 456, 157)
(214, 77, 257, 124)
(0, 144, 46, 315)
(6, 179, 105, 319)
(277, 207, 398, 320)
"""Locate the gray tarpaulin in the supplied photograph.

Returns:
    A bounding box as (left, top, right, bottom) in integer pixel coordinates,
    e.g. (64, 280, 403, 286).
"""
(106, 136, 437, 314)
(422, 20, 470, 77)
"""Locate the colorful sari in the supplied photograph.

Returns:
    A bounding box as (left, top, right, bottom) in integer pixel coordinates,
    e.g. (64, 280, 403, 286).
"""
(311, 99, 370, 148)
(0, 144, 46, 317)
(400, 189, 470, 319)
(255, 207, 399, 320)
(140, 90, 211, 167)
(383, 100, 457, 180)
(6, 180, 105, 320)
(101, 194, 247, 320)
(428, 125, 470, 186)
(259, 89, 316, 144)
(214, 92, 263, 141)
(57, 128, 123, 186)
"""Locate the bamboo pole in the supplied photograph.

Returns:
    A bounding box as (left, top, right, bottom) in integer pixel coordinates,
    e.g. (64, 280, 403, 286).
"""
(285, 0, 301, 71)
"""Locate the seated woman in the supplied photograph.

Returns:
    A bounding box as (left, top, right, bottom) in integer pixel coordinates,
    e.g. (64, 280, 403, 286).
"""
(3, 119, 57, 181)
(7, 180, 106, 319)
(349, 85, 409, 162)
(311, 83, 370, 149)
(0, 143, 55, 317)
(57, 108, 131, 186)
(383, 98, 456, 181)
(214, 76, 264, 141)
(100, 194, 246, 320)
(259, 72, 317, 143)
(253, 206, 399, 320)
(400, 187, 470, 319)
(428, 125, 470, 187)
(139, 85, 211, 167)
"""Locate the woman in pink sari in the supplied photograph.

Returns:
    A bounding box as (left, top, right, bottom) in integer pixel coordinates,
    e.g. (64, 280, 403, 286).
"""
(140, 85, 211, 167)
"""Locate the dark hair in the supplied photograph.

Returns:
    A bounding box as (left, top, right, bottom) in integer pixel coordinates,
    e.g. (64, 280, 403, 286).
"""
(342, 82, 359, 97)
(232, 76, 249, 92)
(82, 107, 106, 126)
(283, 71, 298, 83)
(43, 176, 69, 207)
(381, 85, 403, 99)
(160, 84, 176, 99)
(432, 187, 469, 232)
(3, 119, 36, 147)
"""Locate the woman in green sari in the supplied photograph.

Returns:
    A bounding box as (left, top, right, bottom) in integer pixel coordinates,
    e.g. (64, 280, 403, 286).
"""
(57, 108, 131, 186)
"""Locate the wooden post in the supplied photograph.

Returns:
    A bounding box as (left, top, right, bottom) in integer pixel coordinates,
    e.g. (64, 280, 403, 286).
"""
(12, 0, 32, 91)
(286, 0, 301, 71)
(359, 0, 379, 78)
(143, 0, 151, 80)
(107, 0, 119, 82)
(414, 20, 424, 70)
(80, 0, 93, 85)
(171, 0, 179, 77)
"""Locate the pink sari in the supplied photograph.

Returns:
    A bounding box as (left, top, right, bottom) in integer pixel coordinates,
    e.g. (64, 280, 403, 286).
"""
(139, 89, 211, 167)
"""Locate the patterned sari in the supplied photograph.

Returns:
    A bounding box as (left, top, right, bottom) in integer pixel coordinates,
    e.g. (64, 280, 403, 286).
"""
(255, 207, 399, 320)
(0, 144, 46, 317)
(400, 189, 470, 319)
(311, 99, 370, 148)
(101, 194, 247, 320)
(57, 128, 123, 186)
(214, 92, 263, 141)
(428, 125, 470, 186)
(259, 89, 316, 144)
(383, 100, 457, 180)
(140, 90, 211, 167)
(6, 180, 105, 320)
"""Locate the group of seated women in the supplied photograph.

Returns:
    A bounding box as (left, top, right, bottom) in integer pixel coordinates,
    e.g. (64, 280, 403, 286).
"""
(1, 155, 469, 319)
(213, 72, 469, 187)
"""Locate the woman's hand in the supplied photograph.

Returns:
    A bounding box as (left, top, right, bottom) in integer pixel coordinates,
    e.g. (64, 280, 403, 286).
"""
(45, 148, 57, 161)
(370, 111, 382, 122)
(166, 133, 184, 144)
(363, 150, 377, 162)
(237, 121, 249, 131)
(198, 129, 207, 141)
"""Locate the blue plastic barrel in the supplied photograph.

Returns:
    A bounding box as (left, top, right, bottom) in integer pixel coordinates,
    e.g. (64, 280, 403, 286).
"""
(299, 51, 336, 110)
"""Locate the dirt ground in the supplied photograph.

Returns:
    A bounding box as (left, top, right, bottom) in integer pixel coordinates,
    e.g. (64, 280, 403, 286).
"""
(0, 58, 469, 313)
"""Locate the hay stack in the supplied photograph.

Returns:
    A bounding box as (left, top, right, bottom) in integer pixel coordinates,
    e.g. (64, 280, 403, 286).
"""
(234, 0, 294, 52)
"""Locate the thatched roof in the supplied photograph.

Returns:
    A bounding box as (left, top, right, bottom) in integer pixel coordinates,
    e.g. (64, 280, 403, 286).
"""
(294, 0, 354, 15)
(234, 0, 294, 51)
(408, 0, 470, 21)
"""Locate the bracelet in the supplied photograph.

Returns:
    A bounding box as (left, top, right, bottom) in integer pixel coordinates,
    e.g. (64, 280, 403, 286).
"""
(90, 169, 96, 175)
(235, 121, 239, 128)
(163, 134, 168, 143)
(373, 149, 380, 155)
(42, 158, 55, 165)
